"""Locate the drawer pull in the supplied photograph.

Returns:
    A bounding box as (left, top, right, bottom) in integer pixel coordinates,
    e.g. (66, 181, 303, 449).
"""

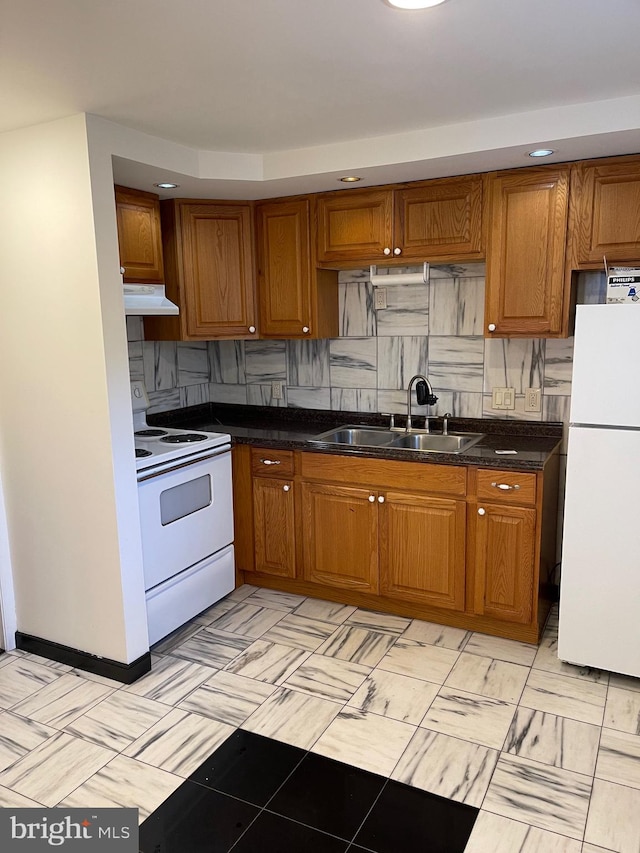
(491, 482, 520, 491)
(283, 484, 290, 492)
(260, 459, 281, 466)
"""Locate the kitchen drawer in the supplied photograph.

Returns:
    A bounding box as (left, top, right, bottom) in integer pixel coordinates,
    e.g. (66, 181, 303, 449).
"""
(475, 469, 537, 505)
(251, 447, 295, 477)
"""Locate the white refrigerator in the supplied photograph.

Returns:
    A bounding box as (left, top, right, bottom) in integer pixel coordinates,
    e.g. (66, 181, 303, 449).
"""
(558, 304, 640, 677)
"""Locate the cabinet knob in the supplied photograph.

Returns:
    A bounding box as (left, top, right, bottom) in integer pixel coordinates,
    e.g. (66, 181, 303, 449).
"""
(478, 507, 486, 516)
(283, 484, 290, 492)
(488, 323, 496, 332)
(120, 266, 125, 275)
(368, 495, 376, 503)
(383, 247, 391, 256)
(248, 326, 256, 334)
(393, 247, 402, 256)
(491, 482, 520, 491)
(378, 495, 385, 503)
(302, 326, 310, 334)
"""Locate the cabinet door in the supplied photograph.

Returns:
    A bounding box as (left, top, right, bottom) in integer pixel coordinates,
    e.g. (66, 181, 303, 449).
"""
(394, 177, 484, 261)
(473, 503, 536, 624)
(485, 167, 570, 337)
(180, 203, 257, 338)
(256, 199, 312, 337)
(252, 477, 296, 578)
(301, 482, 378, 593)
(573, 159, 640, 265)
(316, 190, 393, 263)
(379, 492, 466, 610)
(115, 186, 164, 283)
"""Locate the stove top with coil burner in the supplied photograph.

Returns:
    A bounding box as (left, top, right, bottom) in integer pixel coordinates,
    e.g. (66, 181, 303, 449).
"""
(159, 432, 210, 444)
(135, 426, 231, 473)
(131, 381, 230, 474)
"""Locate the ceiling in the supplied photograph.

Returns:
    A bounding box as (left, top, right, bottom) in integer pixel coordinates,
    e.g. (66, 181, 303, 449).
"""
(3, 0, 640, 198)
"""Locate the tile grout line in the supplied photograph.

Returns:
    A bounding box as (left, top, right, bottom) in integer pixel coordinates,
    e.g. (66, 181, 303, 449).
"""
(580, 675, 610, 848)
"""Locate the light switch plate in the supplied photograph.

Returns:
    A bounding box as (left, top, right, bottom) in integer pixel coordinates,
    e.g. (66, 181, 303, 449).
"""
(271, 380, 284, 400)
(492, 387, 515, 410)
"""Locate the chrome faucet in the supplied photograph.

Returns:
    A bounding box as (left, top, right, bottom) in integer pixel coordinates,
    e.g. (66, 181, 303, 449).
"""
(406, 374, 438, 432)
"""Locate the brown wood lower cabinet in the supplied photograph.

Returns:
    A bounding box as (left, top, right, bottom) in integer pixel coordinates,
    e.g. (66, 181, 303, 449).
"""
(379, 492, 466, 610)
(301, 482, 378, 593)
(472, 502, 536, 624)
(231, 447, 558, 643)
(253, 477, 296, 578)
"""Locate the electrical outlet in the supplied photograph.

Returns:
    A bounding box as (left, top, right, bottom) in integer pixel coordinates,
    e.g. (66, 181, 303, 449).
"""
(374, 287, 387, 310)
(492, 387, 516, 410)
(271, 380, 284, 400)
(525, 387, 542, 412)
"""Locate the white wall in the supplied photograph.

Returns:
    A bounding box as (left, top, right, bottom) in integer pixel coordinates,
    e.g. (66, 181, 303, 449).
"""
(0, 470, 16, 650)
(0, 114, 148, 663)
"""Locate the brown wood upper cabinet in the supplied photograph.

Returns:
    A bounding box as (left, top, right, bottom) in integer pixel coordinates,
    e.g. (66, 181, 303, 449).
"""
(115, 186, 164, 283)
(569, 154, 640, 268)
(316, 176, 485, 266)
(255, 197, 338, 339)
(485, 166, 570, 338)
(144, 200, 258, 341)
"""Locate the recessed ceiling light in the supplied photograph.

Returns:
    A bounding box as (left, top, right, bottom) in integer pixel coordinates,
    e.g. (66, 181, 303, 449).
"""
(383, 0, 448, 9)
(154, 182, 179, 189)
(339, 176, 362, 183)
(528, 149, 555, 158)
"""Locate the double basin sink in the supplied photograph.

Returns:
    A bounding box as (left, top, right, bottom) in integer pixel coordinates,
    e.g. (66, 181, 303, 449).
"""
(310, 425, 484, 454)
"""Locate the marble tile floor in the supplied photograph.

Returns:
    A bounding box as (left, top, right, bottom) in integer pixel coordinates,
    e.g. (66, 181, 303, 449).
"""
(0, 586, 637, 851)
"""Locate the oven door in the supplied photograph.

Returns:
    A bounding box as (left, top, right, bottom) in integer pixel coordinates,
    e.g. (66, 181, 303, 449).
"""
(137, 445, 233, 590)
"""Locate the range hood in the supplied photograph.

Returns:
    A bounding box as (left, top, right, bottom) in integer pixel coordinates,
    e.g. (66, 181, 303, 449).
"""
(123, 284, 179, 316)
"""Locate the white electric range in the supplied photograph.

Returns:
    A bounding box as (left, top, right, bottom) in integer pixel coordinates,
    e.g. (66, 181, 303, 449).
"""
(131, 382, 235, 645)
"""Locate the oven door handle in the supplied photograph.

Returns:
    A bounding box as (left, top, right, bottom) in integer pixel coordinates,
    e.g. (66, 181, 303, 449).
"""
(137, 446, 230, 482)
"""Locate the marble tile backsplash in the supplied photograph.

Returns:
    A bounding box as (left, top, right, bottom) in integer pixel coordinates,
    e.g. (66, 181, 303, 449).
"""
(128, 265, 606, 430)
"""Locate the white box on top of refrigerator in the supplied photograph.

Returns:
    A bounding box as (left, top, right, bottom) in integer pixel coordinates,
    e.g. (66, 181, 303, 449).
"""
(606, 267, 640, 303)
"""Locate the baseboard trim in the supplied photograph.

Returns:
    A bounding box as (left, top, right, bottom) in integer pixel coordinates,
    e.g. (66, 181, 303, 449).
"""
(15, 632, 151, 684)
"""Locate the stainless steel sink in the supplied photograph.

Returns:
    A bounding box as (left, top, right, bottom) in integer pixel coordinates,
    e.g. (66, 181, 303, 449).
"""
(389, 432, 484, 453)
(310, 424, 484, 454)
(310, 426, 397, 446)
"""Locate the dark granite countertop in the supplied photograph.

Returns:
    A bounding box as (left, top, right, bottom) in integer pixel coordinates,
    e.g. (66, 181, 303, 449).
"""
(150, 403, 563, 471)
